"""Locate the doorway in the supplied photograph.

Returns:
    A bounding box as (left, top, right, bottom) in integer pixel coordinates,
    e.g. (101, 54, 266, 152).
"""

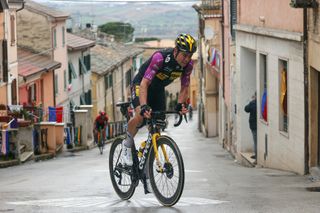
(310, 67, 320, 167)
(239, 47, 257, 154)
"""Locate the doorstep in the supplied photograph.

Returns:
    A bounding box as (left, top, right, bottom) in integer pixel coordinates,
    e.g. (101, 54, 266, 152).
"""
(240, 152, 256, 167)
(20, 151, 33, 163)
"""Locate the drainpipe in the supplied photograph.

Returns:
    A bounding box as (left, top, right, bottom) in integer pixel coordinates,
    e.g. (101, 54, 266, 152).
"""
(303, 8, 309, 174)
(221, 0, 225, 99)
(52, 69, 56, 106)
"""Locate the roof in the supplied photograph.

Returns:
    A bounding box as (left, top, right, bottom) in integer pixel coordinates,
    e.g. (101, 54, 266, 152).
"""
(91, 45, 121, 75)
(91, 43, 144, 76)
(24, 0, 69, 20)
(18, 48, 61, 78)
(67, 33, 96, 51)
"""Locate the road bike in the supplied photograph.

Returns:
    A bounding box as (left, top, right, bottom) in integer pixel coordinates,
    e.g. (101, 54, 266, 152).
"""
(109, 101, 186, 206)
(97, 127, 105, 155)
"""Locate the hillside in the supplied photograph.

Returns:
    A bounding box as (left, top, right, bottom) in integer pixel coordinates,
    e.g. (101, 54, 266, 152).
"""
(34, 1, 198, 39)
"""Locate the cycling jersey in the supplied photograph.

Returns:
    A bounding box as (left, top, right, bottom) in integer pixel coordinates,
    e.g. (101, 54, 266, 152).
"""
(95, 115, 108, 130)
(132, 48, 193, 87)
(131, 48, 194, 110)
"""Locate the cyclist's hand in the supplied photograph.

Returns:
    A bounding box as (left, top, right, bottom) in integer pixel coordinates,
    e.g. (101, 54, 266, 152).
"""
(140, 104, 152, 119)
(175, 103, 188, 115)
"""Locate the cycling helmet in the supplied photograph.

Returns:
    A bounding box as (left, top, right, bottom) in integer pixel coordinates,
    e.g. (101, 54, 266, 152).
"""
(175, 33, 197, 54)
(99, 111, 106, 116)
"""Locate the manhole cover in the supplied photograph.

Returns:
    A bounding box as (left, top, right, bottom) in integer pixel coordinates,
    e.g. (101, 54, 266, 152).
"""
(306, 187, 320, 192)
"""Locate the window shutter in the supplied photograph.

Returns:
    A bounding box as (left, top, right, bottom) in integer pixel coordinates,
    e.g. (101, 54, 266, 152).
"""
(230, 0, 237, 41)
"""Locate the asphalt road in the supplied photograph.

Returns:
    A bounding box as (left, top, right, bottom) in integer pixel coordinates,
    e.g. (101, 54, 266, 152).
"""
(0, 112, 319, 212)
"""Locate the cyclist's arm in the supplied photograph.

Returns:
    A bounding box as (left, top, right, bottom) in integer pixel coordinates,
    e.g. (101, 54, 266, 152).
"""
(179, 61, 193, 104)
(139, 78, 151, 106)
(178, 86, 189, 104)
(140, 52, 163, 106)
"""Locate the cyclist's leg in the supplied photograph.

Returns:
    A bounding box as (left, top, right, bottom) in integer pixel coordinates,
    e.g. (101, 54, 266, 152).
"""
(102, 127, 106, 142)
(93, 128, 98, 144)
(121, 85, 144, 166)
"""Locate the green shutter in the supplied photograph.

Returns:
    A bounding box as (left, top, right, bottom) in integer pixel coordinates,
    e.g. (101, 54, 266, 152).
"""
(79, 58, 88, 74)
(54, 29, 57, 48)
(55, 74, 58, 94)
(68, 62, 77, 79)
(64, 70, 67, 90)
(62, 27, 65, 47)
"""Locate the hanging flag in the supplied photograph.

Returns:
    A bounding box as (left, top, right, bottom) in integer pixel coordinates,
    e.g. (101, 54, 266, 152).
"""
(261, 89, 268, 121)
(1, 130, 9, 155)
(280, 69, 287, 115)
(210, 48, 217, 66)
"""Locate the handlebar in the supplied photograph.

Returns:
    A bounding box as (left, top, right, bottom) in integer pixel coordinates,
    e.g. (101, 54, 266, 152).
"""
(150, 111, 187, 127)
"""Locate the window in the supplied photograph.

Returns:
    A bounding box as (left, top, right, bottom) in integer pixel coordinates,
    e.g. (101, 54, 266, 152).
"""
(84, 55, 91, 71)
(279, 59, 288, 132)
(104, 75, 108, 89)
(64, 70, 67, 91)
(28, 83, 37, 104)
(55, 74, 58, 94)
(109, 74, 113, 88)
(68, 61, 77, 83)
(85, 90, 92, 104)
(260, 54, 267, 122)
(62, 27, 65, 47)
(126, 68, 132, 87)
(53, 29, 57, 48)
(80, 94, 86, 105)
(10, 15, 16, 46)
(230, 0, 237, 41)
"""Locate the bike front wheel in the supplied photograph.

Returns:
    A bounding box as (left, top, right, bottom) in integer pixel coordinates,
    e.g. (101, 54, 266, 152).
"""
(109, 137, 135, 200)
(148, 136, 185, 206)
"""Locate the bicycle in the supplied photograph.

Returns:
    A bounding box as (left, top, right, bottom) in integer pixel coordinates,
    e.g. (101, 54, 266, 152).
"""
(97, 127, 105, 155)
(109, 101, 186, 206)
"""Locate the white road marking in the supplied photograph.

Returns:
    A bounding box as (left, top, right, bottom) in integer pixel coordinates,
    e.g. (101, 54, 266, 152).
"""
(185, 170, 203, 173)
(8, 196, 228, 208)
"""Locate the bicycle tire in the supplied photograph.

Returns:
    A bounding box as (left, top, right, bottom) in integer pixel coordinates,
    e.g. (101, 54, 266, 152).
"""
(148, 136, 185, 206)
(109, 137, 136, 200)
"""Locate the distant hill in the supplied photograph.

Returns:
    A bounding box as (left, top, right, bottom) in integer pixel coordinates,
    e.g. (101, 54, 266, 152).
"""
(33, 0, 198, 39)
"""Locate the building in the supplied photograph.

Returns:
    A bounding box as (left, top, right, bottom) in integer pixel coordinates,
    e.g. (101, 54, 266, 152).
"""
(16, 0, 69, 112)
(0, 0, 24, 105)
(66, 33, 95, 122)
(193, 0, 222, 137)
(235, 0, 305, 174)
(91, 43, 144, 122)
(306, 0, 320, 172)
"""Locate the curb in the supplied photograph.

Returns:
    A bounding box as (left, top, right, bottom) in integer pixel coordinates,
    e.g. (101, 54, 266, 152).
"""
(34, 153, 54, 162)
(0, 159, 20, 168)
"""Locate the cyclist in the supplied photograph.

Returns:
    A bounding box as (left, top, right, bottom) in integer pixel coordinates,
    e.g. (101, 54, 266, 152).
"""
(121, 33, 196, 168)
(94, 111, 108, 145)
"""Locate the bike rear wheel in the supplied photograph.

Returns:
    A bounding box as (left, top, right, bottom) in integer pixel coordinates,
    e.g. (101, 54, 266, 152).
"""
(109, 137, 136, 200)
(148, 136, 185, 206)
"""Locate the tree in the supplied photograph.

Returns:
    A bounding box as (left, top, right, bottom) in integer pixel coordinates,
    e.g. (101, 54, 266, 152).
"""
(99, 22, 135, 42)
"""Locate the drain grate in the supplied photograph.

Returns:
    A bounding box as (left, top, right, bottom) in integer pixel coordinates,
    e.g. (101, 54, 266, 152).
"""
(306, 187, 320, 192)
